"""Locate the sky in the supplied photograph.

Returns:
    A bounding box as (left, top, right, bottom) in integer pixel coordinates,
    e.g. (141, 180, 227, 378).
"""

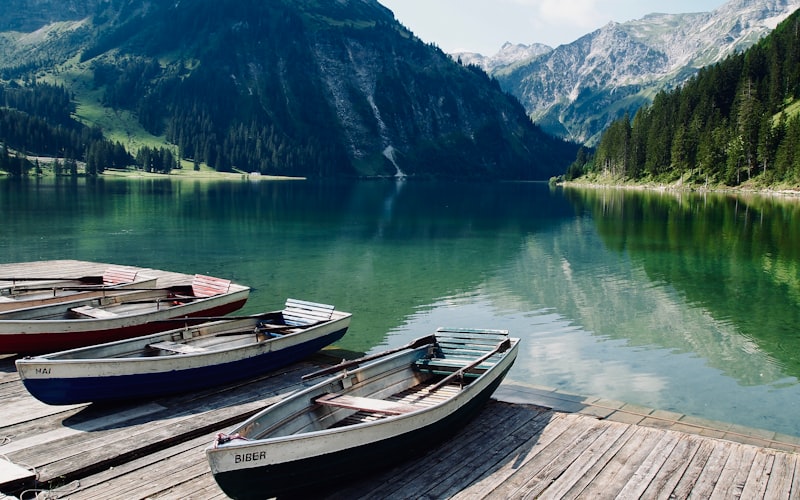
(379, 0, 728, 55)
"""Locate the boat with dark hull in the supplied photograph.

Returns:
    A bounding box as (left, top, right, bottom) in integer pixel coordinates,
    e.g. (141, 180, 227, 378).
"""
(206, 327, 519, 499)
(0, 266, 157, 312)
(0, 274, 249, 354)
(16, 299, 350, 405)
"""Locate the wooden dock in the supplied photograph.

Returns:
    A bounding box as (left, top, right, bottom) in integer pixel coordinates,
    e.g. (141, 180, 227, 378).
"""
(1, 261, 800, 499)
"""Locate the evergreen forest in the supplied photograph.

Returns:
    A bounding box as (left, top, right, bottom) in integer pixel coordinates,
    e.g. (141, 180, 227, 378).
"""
(0, 82, 179, 176)
(566, 10, 800, 188)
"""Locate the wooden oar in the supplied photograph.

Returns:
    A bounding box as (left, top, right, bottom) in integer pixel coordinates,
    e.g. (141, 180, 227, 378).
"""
(119, 295, 207, 304)
(0, 275, 101, 282)
(3, 285, 157, 292)
(302, 334, 437, 381)
(426, 338, 512, 393)
(151, 313, 282, 323)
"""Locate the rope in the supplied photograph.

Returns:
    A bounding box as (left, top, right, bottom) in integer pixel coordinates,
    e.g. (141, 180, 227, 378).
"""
(18, 480, 80, 499)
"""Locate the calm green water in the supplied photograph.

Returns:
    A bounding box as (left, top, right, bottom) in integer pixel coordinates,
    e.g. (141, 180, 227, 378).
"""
(2, 177, 800, 436)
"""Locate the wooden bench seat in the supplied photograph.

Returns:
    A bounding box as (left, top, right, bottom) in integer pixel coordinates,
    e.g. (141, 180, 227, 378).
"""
(191, 274, 231, 297)
(282, 298, 335, 326)
(415, 358, 488, 377)
(315, 393, 417, 415)
(148, 341, 208, 354)
(70, 305, 118, 319)
(102, 267, 139, 285)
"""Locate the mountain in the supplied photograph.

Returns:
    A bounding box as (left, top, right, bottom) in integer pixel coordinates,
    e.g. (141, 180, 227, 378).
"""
(0, 0, 578, 179)
(574, 8, 800, 187)
(468, 0, 800, 146)
(454, 42, 552, 73)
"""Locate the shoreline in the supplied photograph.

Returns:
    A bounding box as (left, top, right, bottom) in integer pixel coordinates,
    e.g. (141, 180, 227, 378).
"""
(559, 177, 800, 200)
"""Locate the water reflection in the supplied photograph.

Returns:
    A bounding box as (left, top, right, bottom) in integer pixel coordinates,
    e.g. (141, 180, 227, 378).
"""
(2, 178, 800, 435)
(562, 187, 800, 380)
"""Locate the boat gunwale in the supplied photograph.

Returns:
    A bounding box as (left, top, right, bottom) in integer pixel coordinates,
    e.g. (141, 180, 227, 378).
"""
(209, 336, 520, 453)
(15, 311, 352, 371)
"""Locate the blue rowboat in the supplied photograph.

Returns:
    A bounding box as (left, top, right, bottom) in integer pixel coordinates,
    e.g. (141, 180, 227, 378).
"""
(15, 299, 350, 405)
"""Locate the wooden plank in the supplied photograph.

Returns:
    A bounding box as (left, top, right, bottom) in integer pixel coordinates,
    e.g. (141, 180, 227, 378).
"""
(329, 402, 550, 500)
(642, 433, 705, 500)
(762, 452, 797, 500)
(102, 267, 139, 284)
(283, 298, 335, 324)
(511, 421, 628, 498)
(708, 443, 757, 499)
(70, 305, 118, 318)
(415, 404, 544, 492)
(738, 449, 775, 499)
(315, 393, 418, 415)
(446, 412, 574, 499)
(534, 421, 634, 499)
(435, 327, 509, 339)
(0, 403, 167, 455)
(614, 430, 683, 499)
(480, 413, 599, 497)
(2, 362, 313, 486)
(0, 457, 35, 491)
(790, 452, 800, 499)
(414, 358, 490, 376)
(575, 425, 666, 498)
(148, 341, 207, 354)
(191, 274, 231, 297)
(673, 439, 731, 499)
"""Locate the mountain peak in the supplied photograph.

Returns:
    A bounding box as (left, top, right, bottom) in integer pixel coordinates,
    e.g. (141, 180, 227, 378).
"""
(487, 0, 800, 144)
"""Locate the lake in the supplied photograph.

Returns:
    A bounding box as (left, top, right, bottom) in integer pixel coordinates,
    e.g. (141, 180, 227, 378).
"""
(2, 176, 799, 438)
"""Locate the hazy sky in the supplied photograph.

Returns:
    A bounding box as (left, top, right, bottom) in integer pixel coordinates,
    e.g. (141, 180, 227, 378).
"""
(379, 0, 728, 54)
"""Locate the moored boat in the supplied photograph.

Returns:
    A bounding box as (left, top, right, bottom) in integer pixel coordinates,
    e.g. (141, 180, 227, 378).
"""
(0, 266, 158, 312)
(206, 327, 519, 499)
(15, 298, 351, 405)
(0, 274, 249, 354)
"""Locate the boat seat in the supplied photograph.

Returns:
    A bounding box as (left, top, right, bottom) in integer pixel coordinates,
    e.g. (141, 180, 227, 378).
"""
(70, 305, 118, 319)
(414, 358, 487, 377)
(148, 340, 208, 354)
(102, 267, 139, 285)
(191, 274, 231, 297)
(314, 393, 417, 415)
(282, 298, 335, 326)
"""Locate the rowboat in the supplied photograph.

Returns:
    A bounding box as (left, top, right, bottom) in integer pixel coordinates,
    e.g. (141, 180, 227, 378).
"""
(0, 266, 158, 312)
(0, 274, 249, 355)
(15, 299, 351, 405)
(206, 327, 519, 499)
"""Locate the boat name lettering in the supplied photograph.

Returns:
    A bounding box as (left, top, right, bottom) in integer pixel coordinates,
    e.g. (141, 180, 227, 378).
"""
(235, 451, 268, 463)
(35, 368, 51, 374)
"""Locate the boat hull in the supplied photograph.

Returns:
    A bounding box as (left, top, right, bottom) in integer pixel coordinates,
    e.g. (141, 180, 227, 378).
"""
(0, 296, 248, 355)
(212, 369, 509, 499)
(18, 325, 348, 405)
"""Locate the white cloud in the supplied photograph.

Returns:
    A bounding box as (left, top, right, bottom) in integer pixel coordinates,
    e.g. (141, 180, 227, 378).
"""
(535, 0, 605, 29)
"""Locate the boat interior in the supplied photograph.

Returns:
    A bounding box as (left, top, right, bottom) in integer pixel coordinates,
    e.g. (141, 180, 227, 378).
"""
(237, 329, 509, 440)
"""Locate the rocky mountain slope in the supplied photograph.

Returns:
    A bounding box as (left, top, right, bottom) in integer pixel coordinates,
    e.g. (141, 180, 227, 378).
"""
(0, 0, 578, 179)
(462, 0, 800, 145)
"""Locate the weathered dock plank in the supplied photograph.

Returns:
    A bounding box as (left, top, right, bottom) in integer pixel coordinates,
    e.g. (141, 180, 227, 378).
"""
(641, 434, 703, 500)
(535, 423, 636, 500)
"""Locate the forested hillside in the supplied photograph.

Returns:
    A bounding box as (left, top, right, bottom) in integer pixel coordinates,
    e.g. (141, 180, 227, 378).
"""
(0, 0, 578, 179)
(567, 9, 800, 188)
(0, 83, 136, 176)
